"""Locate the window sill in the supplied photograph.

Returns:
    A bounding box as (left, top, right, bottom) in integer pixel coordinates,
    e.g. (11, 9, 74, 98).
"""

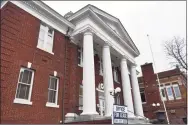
(175, 97, 182, 100)
(142, 102, 147, 104)
(46, 102, 59, 108)
(13, 98, 32, 105)
(37, 46, 54, 55)
(115, 81, 120, 84)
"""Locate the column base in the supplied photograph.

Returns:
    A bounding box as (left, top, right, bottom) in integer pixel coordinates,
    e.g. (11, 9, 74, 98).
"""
(128, 112, 136, 118)
(65, 113, 78, 121)
(80, 111, 99, 116)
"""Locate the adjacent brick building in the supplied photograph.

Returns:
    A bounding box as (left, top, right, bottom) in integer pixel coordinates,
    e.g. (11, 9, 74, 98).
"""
(138, 63, 187, 124)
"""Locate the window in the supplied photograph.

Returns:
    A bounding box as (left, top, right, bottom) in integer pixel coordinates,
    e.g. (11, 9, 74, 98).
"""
(160, 86, 167, 101)
(14, 67, 34, 105)
(98, 90, 105, 116)
(79, 85, 83, 110)
(166, 85, 174, 100)
(78, 47, 83, 66)
(37, 23, 54, 54)
(140, 88, 146, 103)
(172, 84, 181, 99)
(113, 67, 119, 83)
(46, 76, 59, 108)
(99, 57, 103, 75)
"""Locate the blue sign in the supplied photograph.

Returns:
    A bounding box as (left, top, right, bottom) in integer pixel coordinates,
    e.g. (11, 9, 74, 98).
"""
(112, 104, 128, 124)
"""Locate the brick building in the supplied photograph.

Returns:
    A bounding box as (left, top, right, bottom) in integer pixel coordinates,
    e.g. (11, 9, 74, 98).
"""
(1, 1, 148, 124)
(138, 63, 187, 124)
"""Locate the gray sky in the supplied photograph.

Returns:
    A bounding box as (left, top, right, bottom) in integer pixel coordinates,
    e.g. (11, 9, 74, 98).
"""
(44, 1, 186, 75)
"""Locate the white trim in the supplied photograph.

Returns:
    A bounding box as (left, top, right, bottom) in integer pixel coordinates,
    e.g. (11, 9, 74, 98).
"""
(77, 46, 83, 67)
(13, 98, 32, 105)
(172, 84, 182, 100)
(166, 85, 174, 100)
(46, 102, 59, 108)
(159, 86, 167, 101)
(1, 0, 8, 9)
(10, 1, 74, 35)
(47, 76, 59, 105)
(14, 67, 35, 104)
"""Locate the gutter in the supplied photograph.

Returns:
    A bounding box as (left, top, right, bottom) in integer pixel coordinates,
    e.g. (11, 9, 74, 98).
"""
(62, 27, 71, 124)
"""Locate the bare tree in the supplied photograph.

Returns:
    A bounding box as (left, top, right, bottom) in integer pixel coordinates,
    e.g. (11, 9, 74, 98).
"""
(164, 36, 187, 71)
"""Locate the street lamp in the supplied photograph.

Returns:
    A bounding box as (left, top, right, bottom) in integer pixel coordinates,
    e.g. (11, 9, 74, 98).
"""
(152, 103, 166, 124)
(109, 87, 121, 105)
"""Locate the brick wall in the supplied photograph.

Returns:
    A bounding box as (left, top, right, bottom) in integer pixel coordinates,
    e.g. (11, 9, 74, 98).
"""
(1, 2, 69, 123)
(1, 2, 126, 124)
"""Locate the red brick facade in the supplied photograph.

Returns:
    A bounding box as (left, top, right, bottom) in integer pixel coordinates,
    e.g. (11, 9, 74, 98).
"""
(138, 63, 187, 124)
(1, 2, 124, 124)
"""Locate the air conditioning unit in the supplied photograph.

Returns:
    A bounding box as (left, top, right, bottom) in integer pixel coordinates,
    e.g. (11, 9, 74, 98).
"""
(170, 110, 175, 114)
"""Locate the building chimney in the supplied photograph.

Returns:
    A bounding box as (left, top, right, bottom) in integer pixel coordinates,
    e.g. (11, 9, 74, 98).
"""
(141, 62, 155, 78)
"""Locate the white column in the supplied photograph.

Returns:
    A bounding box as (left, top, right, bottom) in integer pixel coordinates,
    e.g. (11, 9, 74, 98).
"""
(81, 30, 98, 115)
(120, 58, 135, 117)
(102, 44, 114, 117)
(130, 65, 144, 118)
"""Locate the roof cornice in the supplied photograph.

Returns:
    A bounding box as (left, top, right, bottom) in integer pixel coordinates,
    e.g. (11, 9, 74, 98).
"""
(2, 0, 75, 35)
(69, 6, 139, 57)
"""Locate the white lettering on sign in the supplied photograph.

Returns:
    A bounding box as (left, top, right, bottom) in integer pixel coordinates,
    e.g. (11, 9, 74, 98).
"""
(113, 105, 127, 113)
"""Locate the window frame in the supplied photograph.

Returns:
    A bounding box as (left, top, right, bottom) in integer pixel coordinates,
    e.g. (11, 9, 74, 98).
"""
(160, 86, 167, 101)
(13, 67, 35, 105)
(113, 67, 119, 83)
(97, 88, 105, 116)
(172, 84, 182, 100)
(99, 57, 103, 76)
(79, 85, 83, 110)
(78, 47, 83, 67)
(37, 23, 54, 55)
(166, 85, 174, 100)
(46, 76, 59, 108)
(140, 87, 147, 104)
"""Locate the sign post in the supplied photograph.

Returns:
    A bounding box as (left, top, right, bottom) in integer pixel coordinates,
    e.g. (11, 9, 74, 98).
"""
(112, 104, 128, 124)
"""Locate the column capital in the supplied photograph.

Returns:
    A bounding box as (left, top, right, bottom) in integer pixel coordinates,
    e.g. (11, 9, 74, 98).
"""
(131, 63, 137, 68)
(83, 28, 94, 36)
(103, 42, 111, 48)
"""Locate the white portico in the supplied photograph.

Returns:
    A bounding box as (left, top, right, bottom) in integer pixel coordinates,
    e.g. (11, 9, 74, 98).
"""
(65, 4, 147, 123)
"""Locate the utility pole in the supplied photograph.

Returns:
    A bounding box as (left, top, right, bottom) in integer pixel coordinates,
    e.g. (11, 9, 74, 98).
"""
(147, 34, 170, 124)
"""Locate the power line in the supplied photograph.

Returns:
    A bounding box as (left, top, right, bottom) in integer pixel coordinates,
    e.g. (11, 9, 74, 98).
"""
(146, 34, 170, 124)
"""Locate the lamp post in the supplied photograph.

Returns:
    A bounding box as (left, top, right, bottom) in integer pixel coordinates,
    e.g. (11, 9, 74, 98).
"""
(152, 103, 166, 124)
(109, 87, 121, 105)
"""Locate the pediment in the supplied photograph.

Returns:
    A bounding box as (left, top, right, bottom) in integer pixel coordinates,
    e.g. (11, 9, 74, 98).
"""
(68, 4, 140, 56)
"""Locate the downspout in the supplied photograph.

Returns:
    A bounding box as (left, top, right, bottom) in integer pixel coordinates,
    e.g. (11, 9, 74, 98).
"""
(62, 27, 70, 124)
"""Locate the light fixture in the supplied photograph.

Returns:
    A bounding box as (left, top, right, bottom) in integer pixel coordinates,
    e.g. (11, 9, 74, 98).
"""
(156, 103, 160, 106)
(115, 87, 121, 93)
(152, 103, 156, 107)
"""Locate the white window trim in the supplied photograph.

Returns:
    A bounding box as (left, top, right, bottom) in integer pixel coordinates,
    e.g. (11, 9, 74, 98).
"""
(78, 47, 83, 67)
(160, 86, 167, 101)
(46, 76, 59, 108)
(14, 67, 34, 105)
(97, 88, 105, 116)
(79, 85, 83, 110)
(166, 85, 174, 100)
(37, 23, 54, 55)
(99, 57, 103, 76)
(113, 67, 120, 83)
(172, 84, 182, 100)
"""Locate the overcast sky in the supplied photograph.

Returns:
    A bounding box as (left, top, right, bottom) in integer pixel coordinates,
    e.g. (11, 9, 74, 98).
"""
(44, 1, 186, 75)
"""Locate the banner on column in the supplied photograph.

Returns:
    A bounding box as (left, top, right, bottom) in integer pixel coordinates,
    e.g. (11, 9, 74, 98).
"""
(112, 104, 128, 124)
